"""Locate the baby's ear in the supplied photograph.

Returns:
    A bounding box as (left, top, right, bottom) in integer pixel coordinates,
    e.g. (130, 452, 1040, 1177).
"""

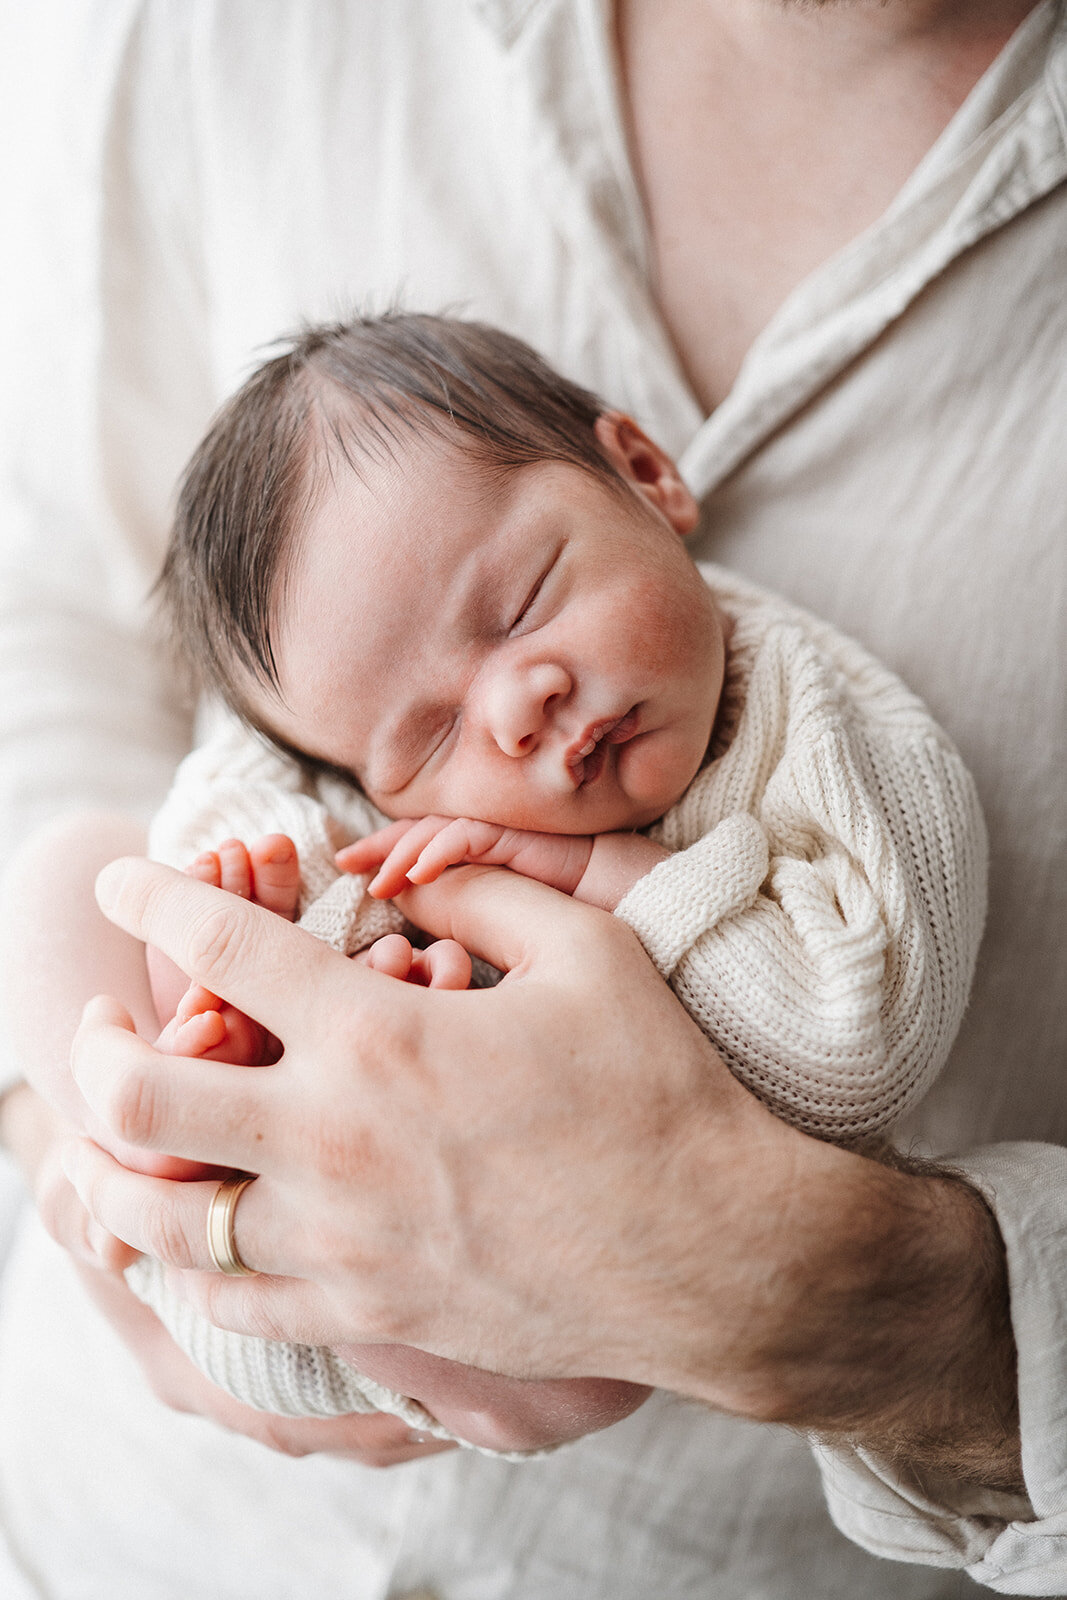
(594, 411, 699, 535)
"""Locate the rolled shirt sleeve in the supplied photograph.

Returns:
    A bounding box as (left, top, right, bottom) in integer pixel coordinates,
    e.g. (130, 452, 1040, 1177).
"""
(814, 1142, 1067, 1594)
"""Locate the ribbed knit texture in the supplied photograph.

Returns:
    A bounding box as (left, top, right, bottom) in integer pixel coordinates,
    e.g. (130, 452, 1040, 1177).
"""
(127, 565, 986, 1436)
(617, 565, 988, 1142)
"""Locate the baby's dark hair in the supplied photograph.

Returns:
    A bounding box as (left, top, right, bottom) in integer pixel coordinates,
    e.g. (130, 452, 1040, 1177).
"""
(158, 311, 620, 723)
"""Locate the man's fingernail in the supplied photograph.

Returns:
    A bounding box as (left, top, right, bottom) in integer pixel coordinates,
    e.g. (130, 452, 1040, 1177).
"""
(60, 1140, 81, 1185)
(94, 857, 134, 913)
(87, 1222, 111, 1260)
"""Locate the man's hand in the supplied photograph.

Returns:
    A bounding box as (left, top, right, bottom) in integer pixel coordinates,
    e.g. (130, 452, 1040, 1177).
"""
(65, 855, 1021, 1490)
(0, 1080, 455, 1465)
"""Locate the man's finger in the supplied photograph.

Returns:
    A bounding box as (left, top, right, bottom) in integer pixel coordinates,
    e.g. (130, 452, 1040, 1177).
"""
(396, 864, 610, 976)
(71, 1007, 284, 1169)
(61, 1138, 294, 1277)
(95, 857, 353, 1033)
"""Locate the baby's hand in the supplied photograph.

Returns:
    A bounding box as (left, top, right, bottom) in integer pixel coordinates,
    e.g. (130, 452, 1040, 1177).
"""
(336, 816, 594, 899)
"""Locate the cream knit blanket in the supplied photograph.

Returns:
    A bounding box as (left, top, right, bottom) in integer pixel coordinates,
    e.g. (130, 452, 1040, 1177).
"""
(127, 563, 987, 1440)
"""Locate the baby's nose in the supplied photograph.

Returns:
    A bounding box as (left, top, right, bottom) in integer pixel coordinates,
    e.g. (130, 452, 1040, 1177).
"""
(483, 661, 572, 757)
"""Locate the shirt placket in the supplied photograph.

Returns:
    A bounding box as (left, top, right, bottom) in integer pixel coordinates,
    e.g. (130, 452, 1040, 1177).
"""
(478, 0, 1067, 504)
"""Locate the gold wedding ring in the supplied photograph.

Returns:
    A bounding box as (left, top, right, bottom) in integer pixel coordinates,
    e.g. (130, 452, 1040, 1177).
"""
(206, 1173, 258, 1276)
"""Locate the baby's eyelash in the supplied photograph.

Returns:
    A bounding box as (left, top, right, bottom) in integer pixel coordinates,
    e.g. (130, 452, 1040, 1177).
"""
(419, 712, 460, 772)
(510, 566, 551, 633)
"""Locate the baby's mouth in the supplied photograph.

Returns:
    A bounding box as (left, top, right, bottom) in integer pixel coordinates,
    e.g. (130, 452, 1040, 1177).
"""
(568, 706, 640, 787)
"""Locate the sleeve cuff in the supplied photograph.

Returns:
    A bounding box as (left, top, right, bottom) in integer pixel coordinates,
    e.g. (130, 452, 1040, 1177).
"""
(614, 813, 768, 975)
(814, 1142, 1067, 1593)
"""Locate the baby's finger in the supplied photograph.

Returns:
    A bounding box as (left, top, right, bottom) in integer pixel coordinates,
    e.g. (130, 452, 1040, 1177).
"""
(407, 818, 504, 882)
(174, 983, 225, 1026)
(335, 819, 421, 873)
(409, 939, 473, 991)
(167, 1009, 228, 1057)
(367, 817, 456, 898)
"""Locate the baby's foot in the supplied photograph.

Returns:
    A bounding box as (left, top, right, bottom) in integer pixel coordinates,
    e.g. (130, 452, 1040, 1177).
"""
(158, 833, 300, 1068)
(137, 837, 298, 1181)
(356, 932, 472, 990)
(188, 833, 301, 920)
(156, 980, 271, 1065)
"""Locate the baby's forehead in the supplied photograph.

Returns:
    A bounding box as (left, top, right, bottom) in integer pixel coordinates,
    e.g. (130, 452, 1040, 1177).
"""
(300, 434, 518, 572)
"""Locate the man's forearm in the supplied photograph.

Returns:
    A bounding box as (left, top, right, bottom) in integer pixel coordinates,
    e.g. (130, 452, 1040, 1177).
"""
(0, 812, 157, 1118)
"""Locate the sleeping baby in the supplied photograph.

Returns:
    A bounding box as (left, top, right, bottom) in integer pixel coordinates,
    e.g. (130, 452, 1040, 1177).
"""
(104, 313, 985, 1452)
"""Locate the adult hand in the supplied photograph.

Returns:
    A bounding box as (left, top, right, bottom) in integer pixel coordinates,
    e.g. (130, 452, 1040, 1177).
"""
(0, 1080, 455, 1466)
(66, 857, 741, 1382)
(66, 857, 1021, 1487)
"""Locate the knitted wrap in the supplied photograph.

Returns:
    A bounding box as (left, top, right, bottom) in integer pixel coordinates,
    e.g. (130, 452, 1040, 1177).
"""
(126, 564, 987, 1439)
(616, 566, 988, 1142)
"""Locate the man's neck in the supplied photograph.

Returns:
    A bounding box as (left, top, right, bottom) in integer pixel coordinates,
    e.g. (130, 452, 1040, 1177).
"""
(694, 0, 1041, 117)
(617, 0, 1043, 411)
(703, 0, 1040, 58)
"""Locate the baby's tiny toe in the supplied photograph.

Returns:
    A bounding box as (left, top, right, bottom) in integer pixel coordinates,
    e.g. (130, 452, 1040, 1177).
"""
(216, 838, 253, 899)
(249, 834, 302, 919)
(187, 851, 221, 887)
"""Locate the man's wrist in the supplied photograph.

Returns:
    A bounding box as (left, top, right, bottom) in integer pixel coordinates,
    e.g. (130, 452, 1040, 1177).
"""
(650, 1117, 1021, 1491)
(822, 1158, 1022, 1494)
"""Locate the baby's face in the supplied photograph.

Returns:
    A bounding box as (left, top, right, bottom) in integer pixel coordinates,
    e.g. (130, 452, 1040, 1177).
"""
(260, 417, 725, 836)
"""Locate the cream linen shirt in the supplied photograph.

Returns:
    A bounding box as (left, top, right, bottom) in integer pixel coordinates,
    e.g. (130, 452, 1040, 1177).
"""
(0, 3, 1064, 1596)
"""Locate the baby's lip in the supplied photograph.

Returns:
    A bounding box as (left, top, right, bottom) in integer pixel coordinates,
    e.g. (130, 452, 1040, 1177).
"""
(565, 707, 640, 786)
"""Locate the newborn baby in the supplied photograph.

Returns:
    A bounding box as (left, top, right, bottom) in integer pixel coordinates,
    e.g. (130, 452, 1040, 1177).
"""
(125, 313, 986, 1452)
